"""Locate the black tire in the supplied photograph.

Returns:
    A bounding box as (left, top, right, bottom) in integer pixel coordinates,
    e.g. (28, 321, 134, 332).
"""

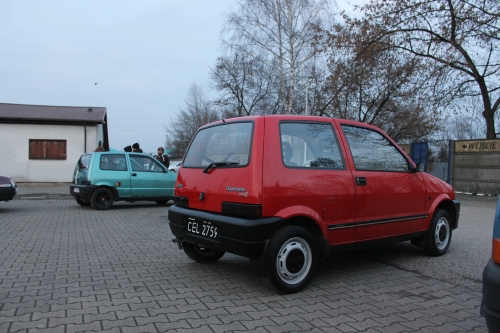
(155, 200, 168, 205)
(91, 188, 114, 210)
(183, 243, 225, 263)
(75, 198, 91, 207)
(424, 209, 452, 256)
(262, 225, 317, 294)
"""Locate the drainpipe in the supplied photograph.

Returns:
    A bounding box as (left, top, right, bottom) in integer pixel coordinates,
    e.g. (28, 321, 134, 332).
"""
(84, 121, 87, 153)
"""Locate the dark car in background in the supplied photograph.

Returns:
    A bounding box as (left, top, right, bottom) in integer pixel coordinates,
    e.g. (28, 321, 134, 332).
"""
(0, 175, 17, 201)
(481, 198, 500, 332)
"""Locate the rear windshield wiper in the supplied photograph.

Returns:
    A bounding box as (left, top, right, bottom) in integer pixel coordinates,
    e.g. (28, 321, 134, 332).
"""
(203, 162, 239, 173)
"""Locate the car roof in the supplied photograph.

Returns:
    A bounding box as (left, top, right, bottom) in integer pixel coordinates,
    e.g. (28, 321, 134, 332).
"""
(88, 151, 151, 156)
(199, 115, 384, 133)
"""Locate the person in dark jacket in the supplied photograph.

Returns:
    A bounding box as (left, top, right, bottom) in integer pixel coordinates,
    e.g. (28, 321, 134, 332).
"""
(132, 143, 143, 153)
(155, 147, 170, 168)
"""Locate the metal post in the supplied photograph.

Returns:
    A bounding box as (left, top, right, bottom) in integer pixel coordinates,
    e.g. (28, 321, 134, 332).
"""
(305, 88, 308, 115)
(447, 140, 452, 184)
(305, 78, 313, 116)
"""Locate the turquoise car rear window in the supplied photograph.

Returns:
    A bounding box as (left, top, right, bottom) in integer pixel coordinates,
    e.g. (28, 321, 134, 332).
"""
(77, 154, 92, 169)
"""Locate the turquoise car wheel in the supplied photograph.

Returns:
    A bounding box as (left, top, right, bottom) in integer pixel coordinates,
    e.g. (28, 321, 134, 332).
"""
(91, 188, 114, 210)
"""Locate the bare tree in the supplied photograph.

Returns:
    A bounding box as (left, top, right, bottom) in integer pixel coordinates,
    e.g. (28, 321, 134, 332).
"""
(318, 22, 440, 141)
(444, 95, 499, 140)
(210, 53, 281, 116)
(166, 84, 220, 159)
(352, 0, 500, 138)
(223, 0, 330, 114)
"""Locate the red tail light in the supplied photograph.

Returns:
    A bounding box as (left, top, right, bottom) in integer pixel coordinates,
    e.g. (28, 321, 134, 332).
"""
(493, 198, 500, 263)
(493, 239, 500, 264)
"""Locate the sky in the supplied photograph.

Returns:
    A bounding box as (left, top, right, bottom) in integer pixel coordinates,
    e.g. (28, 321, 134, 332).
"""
(0, 0, 362, 154)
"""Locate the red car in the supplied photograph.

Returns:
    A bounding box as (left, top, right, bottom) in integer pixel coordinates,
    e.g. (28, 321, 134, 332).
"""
(168, 115, 460, 293)
(0, 175, 17, 202)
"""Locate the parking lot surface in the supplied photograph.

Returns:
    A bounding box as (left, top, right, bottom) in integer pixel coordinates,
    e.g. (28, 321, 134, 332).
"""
(0, 183, 492, 332)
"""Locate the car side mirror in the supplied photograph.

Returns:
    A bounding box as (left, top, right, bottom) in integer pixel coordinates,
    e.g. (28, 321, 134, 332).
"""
(416, 163, 426, 172)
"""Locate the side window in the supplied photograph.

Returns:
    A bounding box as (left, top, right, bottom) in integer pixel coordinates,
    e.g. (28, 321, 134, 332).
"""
(280, 122, 344, 169)
(145, 157, 165, 173)
(100, 154, 127, 171)
(130, 156, 144, 171)
(341, 125, 409, 171)
(130, 155, 164, 173)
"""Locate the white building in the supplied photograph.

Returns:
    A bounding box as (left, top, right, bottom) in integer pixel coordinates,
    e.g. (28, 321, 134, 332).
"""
(0, 103, 109, 182)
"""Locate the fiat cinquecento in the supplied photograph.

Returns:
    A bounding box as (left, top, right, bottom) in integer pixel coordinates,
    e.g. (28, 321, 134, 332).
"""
(70, 151, 176, 210)
(168, 115, 460, 293)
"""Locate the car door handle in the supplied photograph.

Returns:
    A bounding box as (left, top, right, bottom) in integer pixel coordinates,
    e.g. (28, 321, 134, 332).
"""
(131, 173, 137, 176)
(356, 177, 367, 185)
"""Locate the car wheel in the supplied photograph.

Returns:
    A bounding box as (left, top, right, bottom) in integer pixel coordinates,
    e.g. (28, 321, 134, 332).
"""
(424, 209, 452, 256)
(182, 243, 225, 263)
(91, 188, 114, 210)
(155, 200, 168, 205)
(75, 198, 91, 207)
(263, 225, 317, 294)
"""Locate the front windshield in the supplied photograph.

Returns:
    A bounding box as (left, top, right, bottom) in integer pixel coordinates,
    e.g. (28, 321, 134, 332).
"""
(183, 122, 253, 168)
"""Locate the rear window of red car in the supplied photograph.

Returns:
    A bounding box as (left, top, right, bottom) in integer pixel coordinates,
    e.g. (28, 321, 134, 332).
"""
(183, 122, 253, 168)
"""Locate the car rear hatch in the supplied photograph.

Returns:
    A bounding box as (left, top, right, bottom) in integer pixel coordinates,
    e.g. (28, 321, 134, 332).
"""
(72, 154, 92, 185)
(174, 118, 264, 219)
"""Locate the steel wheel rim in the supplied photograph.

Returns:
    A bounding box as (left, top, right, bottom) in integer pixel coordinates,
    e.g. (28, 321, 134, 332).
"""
(435, 217, 450, 250)
(276, 237, 312, 285)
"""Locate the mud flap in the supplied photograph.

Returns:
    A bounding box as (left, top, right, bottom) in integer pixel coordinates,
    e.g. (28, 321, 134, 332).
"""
(319, 238, 330, 259)
(172, 237, 183, 250)
(250, 239, 270, 277)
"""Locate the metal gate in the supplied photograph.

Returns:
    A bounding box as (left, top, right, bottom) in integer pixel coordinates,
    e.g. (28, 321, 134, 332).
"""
(411, 142, 428, 171)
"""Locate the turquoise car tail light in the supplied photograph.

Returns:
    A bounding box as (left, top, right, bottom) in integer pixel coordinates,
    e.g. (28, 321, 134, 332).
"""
(493, 198, 500, 264)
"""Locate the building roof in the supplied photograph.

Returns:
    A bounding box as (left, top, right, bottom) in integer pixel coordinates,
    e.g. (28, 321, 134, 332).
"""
(0, 103, 106, 125)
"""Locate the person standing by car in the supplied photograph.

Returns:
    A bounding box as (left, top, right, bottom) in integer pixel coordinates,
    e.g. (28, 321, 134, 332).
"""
(155, 147, 170, 168)
(132, 143, 143, 153)
(94, 140, 105, 152)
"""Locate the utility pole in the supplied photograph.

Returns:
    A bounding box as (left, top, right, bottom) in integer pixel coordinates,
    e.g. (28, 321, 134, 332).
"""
(305, 78, 312, 115)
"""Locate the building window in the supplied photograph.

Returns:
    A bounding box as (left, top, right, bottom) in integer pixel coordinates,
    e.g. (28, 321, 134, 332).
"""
(29, 140, 67, 160)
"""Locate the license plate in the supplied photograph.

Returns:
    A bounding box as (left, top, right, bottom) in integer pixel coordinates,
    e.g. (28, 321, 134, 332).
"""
(186, 218, 217, 239)
(73, 188, 80, 193)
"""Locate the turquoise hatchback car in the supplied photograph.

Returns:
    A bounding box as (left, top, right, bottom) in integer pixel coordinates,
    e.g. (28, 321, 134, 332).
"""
(70, 152, 177, 210)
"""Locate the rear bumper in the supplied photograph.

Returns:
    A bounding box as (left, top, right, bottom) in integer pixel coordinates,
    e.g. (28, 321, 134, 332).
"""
(168, 205, 282, 260)
(69, 184, 97, 199)
(482, 258, 500, 332)
(0, 187, 16, 201)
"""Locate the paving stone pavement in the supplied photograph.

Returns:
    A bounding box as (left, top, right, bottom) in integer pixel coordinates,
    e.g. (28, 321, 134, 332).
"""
(0, 184, 488, 332)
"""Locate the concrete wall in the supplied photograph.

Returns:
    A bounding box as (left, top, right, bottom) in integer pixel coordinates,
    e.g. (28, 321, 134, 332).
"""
(0, 123, 100, 182)
(451, 139, 500, 194)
